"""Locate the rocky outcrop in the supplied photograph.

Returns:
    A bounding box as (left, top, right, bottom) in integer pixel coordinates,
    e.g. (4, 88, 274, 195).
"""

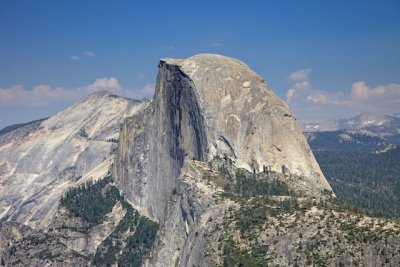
(114, 54, 334, 266)
(0, 92, 145, 228)
(0, 221, 88, 266)
(115, 54, 333, 214)
(4, 53, 400, 267)
(49, 201, 127, 255)
(161, 54, 332, 192)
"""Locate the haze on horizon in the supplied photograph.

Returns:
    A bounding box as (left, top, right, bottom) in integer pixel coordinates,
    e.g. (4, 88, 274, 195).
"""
(0, 0, 399, 128)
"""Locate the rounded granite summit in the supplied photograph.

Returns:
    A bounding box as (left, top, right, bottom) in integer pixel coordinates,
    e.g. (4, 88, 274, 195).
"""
(113, 53, 336, 266)
(117, 53, 333, 215)
(157, 53, 333, 196)
(161, 53, 266, 90)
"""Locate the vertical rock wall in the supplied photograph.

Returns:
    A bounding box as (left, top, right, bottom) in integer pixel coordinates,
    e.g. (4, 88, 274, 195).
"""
(114, 53, 335, 266)
(114, 61, 208, 220)
(115, 54, 333, 221)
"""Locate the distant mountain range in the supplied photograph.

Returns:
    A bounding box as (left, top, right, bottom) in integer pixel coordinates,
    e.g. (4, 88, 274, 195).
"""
(303, 113, 400, 151)
(303, 112, 400, 135)
(302, 112, 400, 219)
(0, 55, 399, 266)
(0, 118, 48, 136)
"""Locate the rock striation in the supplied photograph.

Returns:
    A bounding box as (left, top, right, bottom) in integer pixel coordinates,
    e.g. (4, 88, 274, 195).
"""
(11, 53, 400, 267)
(0, 92, 145, 228)
(114, 54, 334, 266)
(115, 54, 333, 215)
(4, 53, 400, 267)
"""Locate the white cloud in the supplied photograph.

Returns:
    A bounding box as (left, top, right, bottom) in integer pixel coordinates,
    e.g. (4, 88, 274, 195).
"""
(288, 68, 311, 82)
(0, 77, 121, 107)
(82, 50, 95, 57)
(0, 85, 69, 107)
(70, 55, 81, 61)
(119, 83, 155, 100)
(285, 69, 400, 121)
(351, 81, 389, 100)
(286, 81, 311, 103)
(88, 77, 121, 92)
(70, 50, 95, 61)
(306, 93, 330, 104)
(137, 83, 155, 98)
(0, 78, 157, 107)
(137, 72, 146, 80)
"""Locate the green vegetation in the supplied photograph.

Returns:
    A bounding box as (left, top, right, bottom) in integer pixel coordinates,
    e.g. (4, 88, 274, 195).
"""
(208, 151, 400, 266)
(218, 195, 400, 267)
(0, 118, 47, 136)
(22, 233, 52, 246)
(236, 169, 292, 196)
(118, 214, 159, 266)
(306, 130, 388, 151)
(220, 196, 304, 266)
(234, 196, 300, 235)
(209, 154, 298, 200)
(60, 176, 120, 224)
(223, 169, 296, 198)
(60, 176, 159, 266)
(92, 199, 158, 267)
(223, 237, 267, 267)
(314, 147, 400, 218)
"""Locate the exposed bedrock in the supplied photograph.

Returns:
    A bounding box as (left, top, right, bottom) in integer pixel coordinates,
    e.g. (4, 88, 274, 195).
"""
(0, 92, 144, 228)
(114, 53, 334, 266)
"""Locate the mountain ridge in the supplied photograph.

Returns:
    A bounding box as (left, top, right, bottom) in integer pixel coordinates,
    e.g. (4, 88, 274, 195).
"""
(114, 53, 333, 266)
(303, 112, 400, 136)
(0, 92, 145, 228)
(2, 54, 399, 266)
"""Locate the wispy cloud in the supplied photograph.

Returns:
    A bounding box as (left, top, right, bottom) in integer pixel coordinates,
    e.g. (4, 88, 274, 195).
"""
(88, 77, 121, 92)
(70, 50, 95, 61)
(0, 78, 156, 107)
(0, 77, 121, 107)
(287, 68, 311, 82)
(70, 55, 81, 61)
(0, 85, 67, 107)
(82, 50, 95, 57)
(132, 83, 155, 99)
(137, 72, 146, 80)
(285, 68, 400, 121)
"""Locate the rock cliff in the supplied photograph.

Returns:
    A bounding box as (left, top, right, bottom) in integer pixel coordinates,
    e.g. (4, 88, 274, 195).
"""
(0, 92, 145, 228)
(2, 54, 399, 267)
(115, 54, 333, 215)
(114, 54, 334, 266)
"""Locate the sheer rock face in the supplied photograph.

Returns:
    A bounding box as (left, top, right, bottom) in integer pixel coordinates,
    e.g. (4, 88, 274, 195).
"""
(114, 62, 209, 221)
(0, 92, 145, 228)
(166, 54, 332, 192)
(115, 54, 333, 218)
(114, 54, 334, 266)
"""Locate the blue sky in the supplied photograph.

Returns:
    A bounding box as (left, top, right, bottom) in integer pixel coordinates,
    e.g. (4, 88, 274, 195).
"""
(1, 0, 400, 128)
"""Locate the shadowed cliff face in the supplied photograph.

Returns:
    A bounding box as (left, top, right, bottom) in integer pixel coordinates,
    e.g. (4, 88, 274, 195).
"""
(3, 54, 399, 267)
(114, 54, 335, 266)
(114, 61, 209, 220)
(115, 54, 333, 221)
(166, 54, 332, 194)
(153, 61, 208, 167)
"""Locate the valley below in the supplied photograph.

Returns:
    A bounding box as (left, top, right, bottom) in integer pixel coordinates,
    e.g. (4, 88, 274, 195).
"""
(0, 54, 399, 267)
